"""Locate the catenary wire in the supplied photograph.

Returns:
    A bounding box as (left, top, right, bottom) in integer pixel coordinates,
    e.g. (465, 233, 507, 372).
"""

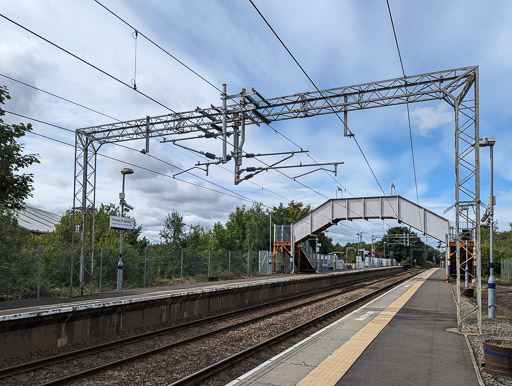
(27, 122, 359, 233)
(1, 13, 375, 234)
(29, 128, 255, 203)
(247, 0, 397, 228)
(93, 0, 222, 93)
(0, 16, 358, 231)
(14, 113, 363, 234)
(6, 109, 362, 232)
(90, 3, 385, 232)
(385, 0, 421, 209)
(3, 110, 266, 207)
(56, 1, 371, 231)
(0, 13, 176, 114)
(0, 74, 291, 205)
(0, 73, 120, 122)
(247, 0, 396, 218)
(92, 0, 392, 229)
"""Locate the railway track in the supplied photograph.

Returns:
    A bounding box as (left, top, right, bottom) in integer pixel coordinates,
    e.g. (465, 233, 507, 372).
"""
(0, 269, 422, 385)
(171, 269, 423, 385)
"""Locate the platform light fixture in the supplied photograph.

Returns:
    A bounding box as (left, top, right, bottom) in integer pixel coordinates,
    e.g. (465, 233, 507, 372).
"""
(117, 168, 135, 291)
(473, 136, 496, 318)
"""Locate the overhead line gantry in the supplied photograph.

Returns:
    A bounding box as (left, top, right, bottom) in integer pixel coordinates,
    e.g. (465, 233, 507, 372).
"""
(73, 66, 481, 333)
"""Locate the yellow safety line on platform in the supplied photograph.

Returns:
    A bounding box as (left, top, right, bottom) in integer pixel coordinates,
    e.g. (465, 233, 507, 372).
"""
(298, 268, 437, 386)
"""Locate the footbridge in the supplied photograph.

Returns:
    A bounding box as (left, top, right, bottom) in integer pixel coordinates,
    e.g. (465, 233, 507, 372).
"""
(292, 196, 449, 271)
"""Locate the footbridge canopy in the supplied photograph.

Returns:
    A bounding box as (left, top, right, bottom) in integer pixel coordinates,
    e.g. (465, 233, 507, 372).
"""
(293, 196, 449, 244)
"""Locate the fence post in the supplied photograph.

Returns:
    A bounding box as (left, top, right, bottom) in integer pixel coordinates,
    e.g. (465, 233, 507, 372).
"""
(180, 249, 183, 282)
(37, 244, 42, 299)
(228, 251, 231, 280)
(208, 250, 211, 278)
(143, 248, 147, 288)
(99, 247, 103, 292)
(247, 249, 250, 277)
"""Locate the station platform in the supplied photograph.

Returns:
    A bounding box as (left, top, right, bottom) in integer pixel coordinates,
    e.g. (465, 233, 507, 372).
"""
(228, 268, 480, 386)
(0, 274, 296, 320)
(0, 267, 405, 359)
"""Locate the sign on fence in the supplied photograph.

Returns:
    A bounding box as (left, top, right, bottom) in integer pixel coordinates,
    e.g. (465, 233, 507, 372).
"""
(109, 216, 135, 231)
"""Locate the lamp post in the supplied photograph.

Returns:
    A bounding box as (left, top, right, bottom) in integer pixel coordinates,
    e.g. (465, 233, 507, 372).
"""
(117, 168, 134, 291)
(336, 186, 342, 199)
(383, 241, 387, 259)
(356, 231, 363, 268)
(478, 136, 496, 318)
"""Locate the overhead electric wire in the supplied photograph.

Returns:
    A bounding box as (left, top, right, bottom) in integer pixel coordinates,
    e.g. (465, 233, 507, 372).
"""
(177, 146, 293, 203)
(93, 0, 221, 93)
(0, 73, 121, 122)
(11, 108, 361, 231)
(92, 0, 387, 227)
(90, 0, 375, 228)
(0, 13, 177, 114)
(386, 0, 421, 209)
(91, 1, 313, 207)
(247, 0, 397, 231)
(248, 0, 394, 212)
(2, 10, 373, 234)
(3, 110, 265, 207)
(11, 109, 361, 234)
(0, 12, 313, 208)
(0, 73, 291, 206)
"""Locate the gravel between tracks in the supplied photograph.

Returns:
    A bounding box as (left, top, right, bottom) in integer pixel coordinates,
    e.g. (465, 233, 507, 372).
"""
(0, 274, 410, 385)
(73, 274, 408, 385)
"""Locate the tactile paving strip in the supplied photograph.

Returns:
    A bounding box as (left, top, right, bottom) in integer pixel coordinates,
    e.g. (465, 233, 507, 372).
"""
(297, 269, 436, 386)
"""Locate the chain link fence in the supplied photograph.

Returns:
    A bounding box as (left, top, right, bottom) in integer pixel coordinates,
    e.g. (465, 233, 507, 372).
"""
(501, 259, 511, 283)
(0, 243, 263, 301)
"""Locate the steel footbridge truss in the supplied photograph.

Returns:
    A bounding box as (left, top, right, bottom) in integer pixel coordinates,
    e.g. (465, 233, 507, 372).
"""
(72, 66, 481, 332)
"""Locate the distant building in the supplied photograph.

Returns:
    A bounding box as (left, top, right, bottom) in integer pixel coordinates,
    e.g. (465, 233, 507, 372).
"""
(15, 206, 61, 234)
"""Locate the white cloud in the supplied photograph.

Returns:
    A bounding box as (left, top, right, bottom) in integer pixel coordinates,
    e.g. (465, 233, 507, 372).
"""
(409, 104, 452, 137)
(1, 0, 511, 245)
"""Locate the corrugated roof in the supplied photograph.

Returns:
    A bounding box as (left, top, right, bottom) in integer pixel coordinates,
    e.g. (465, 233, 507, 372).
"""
(16, 206, 61, 234)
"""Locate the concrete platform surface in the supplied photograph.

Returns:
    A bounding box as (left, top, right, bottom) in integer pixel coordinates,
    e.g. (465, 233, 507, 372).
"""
(228, 268, 479, 386)
(0, 267, 399, 321)
(0, 274, 302, 320)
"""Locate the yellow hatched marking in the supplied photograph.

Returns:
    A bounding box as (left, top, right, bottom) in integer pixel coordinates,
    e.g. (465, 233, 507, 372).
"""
(298, 269, 437, 386)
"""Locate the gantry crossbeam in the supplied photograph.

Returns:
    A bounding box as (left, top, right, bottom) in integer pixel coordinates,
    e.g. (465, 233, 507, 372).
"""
(78, 66, 476, 143)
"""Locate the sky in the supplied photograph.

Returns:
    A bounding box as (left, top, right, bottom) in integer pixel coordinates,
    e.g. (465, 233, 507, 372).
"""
(1, 0, 511, 247)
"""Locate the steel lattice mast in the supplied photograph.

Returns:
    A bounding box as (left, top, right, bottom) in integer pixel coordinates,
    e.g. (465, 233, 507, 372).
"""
(72, 66, 481, 332)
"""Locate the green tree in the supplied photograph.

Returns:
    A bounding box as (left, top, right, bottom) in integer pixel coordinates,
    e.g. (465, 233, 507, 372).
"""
(0, 86, 40, 210)
(0, 207, 39, 300)
(271, 200, 311, 225)
(317, 232, 335, 254)
(224, 206, 248, 251)
(208, 222, 227, 251)
(160, 210, 186, 248)
(245, 203, 270, 251)
(184, 224, 210, 250)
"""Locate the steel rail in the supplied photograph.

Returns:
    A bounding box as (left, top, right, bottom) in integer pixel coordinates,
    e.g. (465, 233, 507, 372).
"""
(0, 271, 409, 381)
(170, 270, 422, 385)
(42, 270, 420, 385)
(40, 272, 416, 385)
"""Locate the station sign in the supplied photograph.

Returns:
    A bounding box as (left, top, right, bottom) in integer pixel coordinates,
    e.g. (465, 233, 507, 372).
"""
(109, 216, 135, 231)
